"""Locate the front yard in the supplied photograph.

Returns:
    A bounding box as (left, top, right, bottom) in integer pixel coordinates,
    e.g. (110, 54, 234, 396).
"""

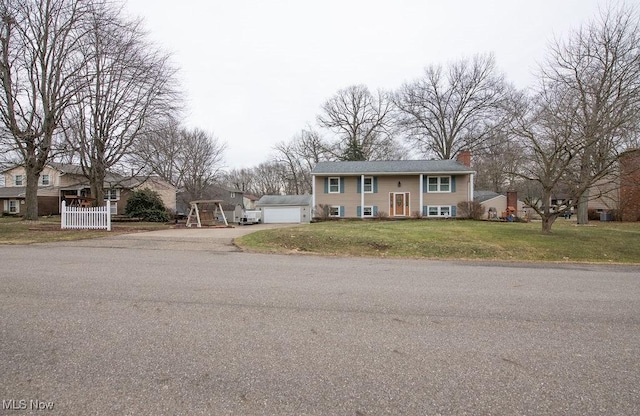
(0, 216, 171, 245)
(235, 219, 640, 264)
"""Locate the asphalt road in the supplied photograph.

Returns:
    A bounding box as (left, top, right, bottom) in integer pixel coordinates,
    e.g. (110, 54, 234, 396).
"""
(1, 240, 639, 415)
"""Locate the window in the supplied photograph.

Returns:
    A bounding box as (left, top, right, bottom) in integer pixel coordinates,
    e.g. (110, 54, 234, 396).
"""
(9, 200, 17, 213)
(104, 189, 119, 200)
(427, 176, 450, 192)
(427, 205, 451, 217)
(363, 177, 373, 193)
(329, 206, 340, 217)
(363, 206, 373, 217)
(230, 192, 236, 198)
(14, 175, 23, 186)
(41, 174, 50, 186)
(328, 177, 340, 193)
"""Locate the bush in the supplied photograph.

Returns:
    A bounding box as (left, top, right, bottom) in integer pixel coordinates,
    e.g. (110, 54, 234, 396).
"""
(125, 189, 169, 222)
(457, 200, 485, 220)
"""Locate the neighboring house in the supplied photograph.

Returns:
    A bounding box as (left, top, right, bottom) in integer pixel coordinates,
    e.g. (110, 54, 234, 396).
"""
(177, 185, 244, 222)
(311, 153, 475, 219)
(243, 194, 259, 210)
(256, 195, 312, 224)
(587, 148, 640, 221)
(474, 190, 526, 220)
(0, 162, 176, 216)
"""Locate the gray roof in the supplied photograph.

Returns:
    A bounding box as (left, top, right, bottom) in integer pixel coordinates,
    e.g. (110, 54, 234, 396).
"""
(0, 186, 26, 198)
(474, 190, 502, 203)
(311, 160, 474, 175)
(256, 195, 312, 207)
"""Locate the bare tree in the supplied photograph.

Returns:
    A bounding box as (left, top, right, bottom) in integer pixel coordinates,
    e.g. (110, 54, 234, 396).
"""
(0, 0, 91, 220)
(540, 4, 640, 224)
(472, 130, 524, 192)
(64, 3, 179, 204)
(272, 128, 332, 194)
(251, 161, 287, 196)
(135, 124, 226, 201)
(221, 168, 254, 194)
(395, 54, 509, 160)
(317, 85, 404, 161)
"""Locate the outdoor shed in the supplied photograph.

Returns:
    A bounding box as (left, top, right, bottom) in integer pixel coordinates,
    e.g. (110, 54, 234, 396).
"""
(256, 195, 312, 224)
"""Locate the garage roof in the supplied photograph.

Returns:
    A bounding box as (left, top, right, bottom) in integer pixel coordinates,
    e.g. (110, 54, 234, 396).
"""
(256, 195, 312, 206)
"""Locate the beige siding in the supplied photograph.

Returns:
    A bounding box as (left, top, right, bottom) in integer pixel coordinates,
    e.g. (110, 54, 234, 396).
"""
(314, 173, 472, 218)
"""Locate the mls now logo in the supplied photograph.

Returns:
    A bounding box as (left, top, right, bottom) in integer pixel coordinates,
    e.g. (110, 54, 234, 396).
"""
(2, 399, 54, 410)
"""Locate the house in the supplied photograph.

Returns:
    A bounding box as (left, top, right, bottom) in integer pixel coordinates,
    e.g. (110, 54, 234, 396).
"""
(311, 152, 475, 219)
(474, 190, 526, 220)
(255, 195, 312, 223)
(0, 162, 176, 216)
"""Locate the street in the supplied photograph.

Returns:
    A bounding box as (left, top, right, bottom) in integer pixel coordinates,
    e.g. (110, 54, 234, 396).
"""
(1, 243, 639, 415)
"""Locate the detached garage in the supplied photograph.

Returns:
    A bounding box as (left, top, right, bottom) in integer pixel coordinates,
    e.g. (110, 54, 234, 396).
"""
(256, 195, 312, 224)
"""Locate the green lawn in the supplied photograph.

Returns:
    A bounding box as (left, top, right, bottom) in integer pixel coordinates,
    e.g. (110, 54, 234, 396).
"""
(236, 219, 640, 264)
(0, 216, 171, 245)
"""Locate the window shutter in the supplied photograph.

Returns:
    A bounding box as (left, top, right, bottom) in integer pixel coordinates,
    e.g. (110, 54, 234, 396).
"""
(357, 206, 361, 216)
(423, 178, 428, 193)
(451, 205, 457, 217)
(357, 180, 361, 194)
(340, 177, 345, 193)
(324, 178, 328, 193)
(339, 206, 345, 217)
(373, 177, 378, 193)
(373, 206, 378, 216)
(451, 176, 456, 193)
(422, 206, 427, 216)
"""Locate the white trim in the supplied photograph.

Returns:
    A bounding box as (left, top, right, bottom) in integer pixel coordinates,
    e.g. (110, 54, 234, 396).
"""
(362, 206, 374, 217)
(311, 174, 316, 217)
(426, 205, 451, 218)
(360, 175, 365, 219)
(391, 192, 409, 217)
(328, 177, 340, 193)
(419, 174, 424, 211)
(426, 176, 451, 193)
(329, 205, 340, 217)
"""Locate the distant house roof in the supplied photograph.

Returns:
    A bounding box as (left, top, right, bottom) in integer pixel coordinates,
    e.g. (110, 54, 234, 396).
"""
(311, 160, 474, 175)
(474, 190, 502, 203)
(256, 195, 312, 207)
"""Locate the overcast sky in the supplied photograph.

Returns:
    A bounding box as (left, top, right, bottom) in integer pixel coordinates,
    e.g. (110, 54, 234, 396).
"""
(124, 0, 611, 170)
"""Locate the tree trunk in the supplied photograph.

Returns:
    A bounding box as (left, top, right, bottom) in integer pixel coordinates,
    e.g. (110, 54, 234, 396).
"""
(576, 189, 589, 225)
(90, 165, 106, 207)
(541, 215, 557, 234)
(24, 167, 40, 221)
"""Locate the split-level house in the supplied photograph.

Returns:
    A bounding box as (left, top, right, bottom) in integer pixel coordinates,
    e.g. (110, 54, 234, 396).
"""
(311, 152, 475, 219)
(0, 162, 175, 216)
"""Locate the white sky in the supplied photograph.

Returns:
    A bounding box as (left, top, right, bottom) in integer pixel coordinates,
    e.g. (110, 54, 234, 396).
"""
(124, 0, 612, 170)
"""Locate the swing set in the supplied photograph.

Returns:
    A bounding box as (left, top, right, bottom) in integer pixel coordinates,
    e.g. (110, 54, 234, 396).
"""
(185, 200, 229, 228)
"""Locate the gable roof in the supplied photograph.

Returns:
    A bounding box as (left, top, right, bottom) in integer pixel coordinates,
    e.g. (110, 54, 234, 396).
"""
(256, 195, 312, 206)
(474, 190, 503, 203)
(312, 160, 474, 175)
(0, 186, 26, 198)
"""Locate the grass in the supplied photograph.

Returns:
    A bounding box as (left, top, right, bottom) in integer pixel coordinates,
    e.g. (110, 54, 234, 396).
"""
(0, 216, 171, 245)
(235, 219, 640, 264)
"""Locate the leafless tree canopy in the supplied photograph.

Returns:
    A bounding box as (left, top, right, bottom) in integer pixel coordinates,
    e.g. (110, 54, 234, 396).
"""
(318, 84, 405, 161)
(536, 3, 640, 225)
(395, 54, 509, 160)
(0, 0, 93, 219)
(64, 2, 180, 203)
(134, 123, 226, 202)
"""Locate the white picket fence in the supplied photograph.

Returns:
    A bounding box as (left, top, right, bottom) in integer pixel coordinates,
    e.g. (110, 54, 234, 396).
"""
(61, 201, 111, 231)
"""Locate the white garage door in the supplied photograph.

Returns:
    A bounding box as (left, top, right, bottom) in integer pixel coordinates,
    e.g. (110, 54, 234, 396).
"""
(263, 207, 301, 223)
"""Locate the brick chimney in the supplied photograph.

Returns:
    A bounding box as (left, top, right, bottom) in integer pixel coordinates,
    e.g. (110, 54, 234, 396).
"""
(620, 149, 640, 221)
(456, 150, 471, 167)
(506, 191, 518, 216)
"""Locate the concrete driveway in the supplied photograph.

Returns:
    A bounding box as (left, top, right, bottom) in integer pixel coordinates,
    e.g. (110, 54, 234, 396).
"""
(51, 223, 300, 252)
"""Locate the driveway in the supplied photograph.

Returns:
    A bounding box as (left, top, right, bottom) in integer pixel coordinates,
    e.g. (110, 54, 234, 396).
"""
(50, 223, 299, 252)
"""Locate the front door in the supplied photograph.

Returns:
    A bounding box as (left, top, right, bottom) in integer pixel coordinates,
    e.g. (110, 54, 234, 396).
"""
(390, 192, 410, 217)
